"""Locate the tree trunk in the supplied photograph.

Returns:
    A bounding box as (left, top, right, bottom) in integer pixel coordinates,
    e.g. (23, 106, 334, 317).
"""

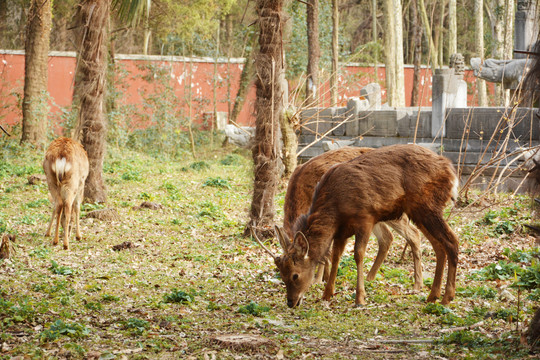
(230, 30, 257, 124)
(247, 0, 287, 236)
(21, 0, 52, 148)
(418, 0, 438, 69)
(411, 0, 422, 107)
(73, 0, 108, 203)
(306, 0, 320, 106)
(330, 0, 339, 107)
(475, 0, 488, 106)
(383, 0, 396, 106)
(448, 0, 457, 57)
(393, 0, 405, 107)
(372, 0, 379, 81)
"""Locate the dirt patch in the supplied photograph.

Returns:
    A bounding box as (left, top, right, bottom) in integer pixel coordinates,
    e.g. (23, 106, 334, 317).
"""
(132, 201, 163, 210)
(85, 208, 120, 221)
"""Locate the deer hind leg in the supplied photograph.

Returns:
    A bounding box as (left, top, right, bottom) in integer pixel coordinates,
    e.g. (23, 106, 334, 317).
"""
(52, 203, 64, 246)
(388, 218, 424, 291)
(416, 214, 458, 304)
(353, 229, 372, 306)
(322, 238, 348, 301)
(62, 200, 73, 250)
(74, 189, 83, 240)
(45, 202, 57, 237)
(366, 223, 393, 281)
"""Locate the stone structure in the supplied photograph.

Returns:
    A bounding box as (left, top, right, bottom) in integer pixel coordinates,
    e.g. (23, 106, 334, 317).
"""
(515, 0, 538, 58)
(470, 57, 531, 89)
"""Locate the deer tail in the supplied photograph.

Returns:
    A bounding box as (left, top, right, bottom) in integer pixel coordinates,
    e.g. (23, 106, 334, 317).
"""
(51, 157, 72, 184)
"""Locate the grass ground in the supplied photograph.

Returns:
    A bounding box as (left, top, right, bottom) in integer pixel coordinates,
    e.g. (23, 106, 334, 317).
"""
(0, 137, 538, 359)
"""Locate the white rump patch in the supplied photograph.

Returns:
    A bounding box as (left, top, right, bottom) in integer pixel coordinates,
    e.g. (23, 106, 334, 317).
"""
(451, 177, 459, 202)
(53, 158, 71, 182)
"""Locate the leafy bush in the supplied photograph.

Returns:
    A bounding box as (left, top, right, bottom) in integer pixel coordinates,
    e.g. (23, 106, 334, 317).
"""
(121, 170, 142, 181)
(188, 161, 210, 171)
(220, 154, 243, 166)
(237, 301, 270, 316)
(422, 303, 452, 316)
(202, 177, 231, 189)
(40, 320, 90, 342)
(512, 261, 540, 291)
(124, 318, 149, 335)
(472, 261, 522, 281)
(49, 260, 75, 276)
(456, 285, 497, 299)
(163, 289, 194, 304)
(503, 247, 539, 264)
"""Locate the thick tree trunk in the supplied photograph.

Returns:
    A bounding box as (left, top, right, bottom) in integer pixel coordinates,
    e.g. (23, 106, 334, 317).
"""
(73, 0, 108, 203)
(411, 0, 422, 107)
(306, 0, 320, 106)
(247, 0, 287, 236)
(21, 0, 52, 148)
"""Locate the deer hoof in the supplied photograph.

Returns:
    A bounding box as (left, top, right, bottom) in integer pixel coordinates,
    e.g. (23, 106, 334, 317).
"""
(63, 244, 69, 250)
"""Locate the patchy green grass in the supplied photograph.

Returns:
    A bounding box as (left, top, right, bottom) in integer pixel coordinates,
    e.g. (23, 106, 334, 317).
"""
(0, 138, 537, 359)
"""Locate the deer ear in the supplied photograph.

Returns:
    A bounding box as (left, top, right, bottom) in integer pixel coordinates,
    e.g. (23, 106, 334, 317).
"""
(293, 232, 310, 259)
(274, 225, 291, 251)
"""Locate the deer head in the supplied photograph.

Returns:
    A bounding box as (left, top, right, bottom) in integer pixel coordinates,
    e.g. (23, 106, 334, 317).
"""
(252, 226, 317, 308)
(273, 226, 317, 308)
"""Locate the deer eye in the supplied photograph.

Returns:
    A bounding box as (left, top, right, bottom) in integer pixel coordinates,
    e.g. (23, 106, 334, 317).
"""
(292, 274, 299, 281)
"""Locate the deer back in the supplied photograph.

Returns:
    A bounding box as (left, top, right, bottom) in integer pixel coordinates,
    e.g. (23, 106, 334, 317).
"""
(283, 147, 373, 238)
(43, 137, 89, 197)
(299, 144, 457, 244)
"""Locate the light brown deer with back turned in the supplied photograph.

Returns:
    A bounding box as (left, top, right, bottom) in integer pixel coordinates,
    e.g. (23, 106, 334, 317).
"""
(43, 137, 89, 250)
(265, 144, 459, 307)
(275, 147, 423, 288)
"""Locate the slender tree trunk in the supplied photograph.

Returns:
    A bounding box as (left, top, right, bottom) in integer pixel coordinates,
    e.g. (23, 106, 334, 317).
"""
(418, 0, 438, 69)
(383, 0, 396, 106)
(448, 0, 457, 57)
(372, 0, 379, 81)
(330, 0, 339, 106)
(475, 0, 488, 106)
(247, 0, 287, 236)
(306, 0, 320, 106)
(393, 0, 405, 107)
(21, 0, 52, 148)
(411, 0, 423, 106)
(73, 0, 108, 203)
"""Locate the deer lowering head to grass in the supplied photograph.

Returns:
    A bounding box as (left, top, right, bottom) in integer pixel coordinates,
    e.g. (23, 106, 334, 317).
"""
(43, 137, 89, 250)
(269, 144, 459, 308)
(276, 146, 423, 288)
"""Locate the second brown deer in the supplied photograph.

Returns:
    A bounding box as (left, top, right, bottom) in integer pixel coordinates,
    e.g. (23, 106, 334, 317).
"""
(268, 144, 459, 307)
(43, 137, 89, 250)
(276, 146, 423, 288)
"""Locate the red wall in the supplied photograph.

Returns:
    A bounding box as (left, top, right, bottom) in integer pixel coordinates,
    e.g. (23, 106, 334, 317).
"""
(0, 51, 490, 133)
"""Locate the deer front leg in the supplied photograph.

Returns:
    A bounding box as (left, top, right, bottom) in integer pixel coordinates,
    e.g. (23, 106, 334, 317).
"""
(354, 230, 371, 306)
(322, 238, 348, 301)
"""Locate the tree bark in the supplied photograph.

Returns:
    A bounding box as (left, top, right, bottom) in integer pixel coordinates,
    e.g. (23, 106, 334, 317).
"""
(306, 0, 320, 106)
(21, 0, 52, 148)
(411, 0, 423, 107)
(247, 0, 287, 236)
(330, 0, 339, 107)
(393, 0, 405, 107)
(418, 0, 438, 70)
(448, 0, 457, 57)
(73, 0, 108, 203)
(383, 0, 396, 106)
(475, 0, 488, 106)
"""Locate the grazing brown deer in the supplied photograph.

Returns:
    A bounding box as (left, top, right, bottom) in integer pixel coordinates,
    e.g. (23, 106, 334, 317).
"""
(43, 137, 89, 250)
(269, 144, 459, 307)
(277, 147, 423, 289)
